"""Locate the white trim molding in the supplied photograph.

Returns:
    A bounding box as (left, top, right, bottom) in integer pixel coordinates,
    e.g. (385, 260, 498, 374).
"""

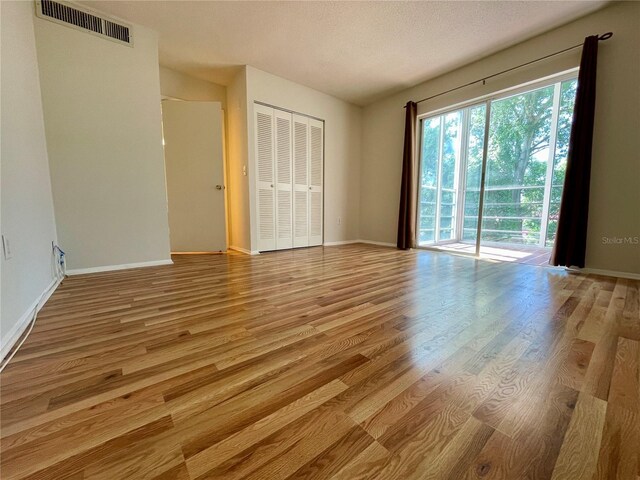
(323, 239, 396, 248)
(323, 240, 360, 246)
(0, 277, 61, 361)
(66, 259, 174, 276)
(567, 267, 640, 281)
(229, 246, 260, 255)
(360, 240, 396, 248)
(230, 241, 398, 252)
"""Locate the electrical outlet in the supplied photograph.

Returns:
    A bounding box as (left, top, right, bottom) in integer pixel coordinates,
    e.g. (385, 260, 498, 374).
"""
(242, 165, 247, 176)
(2, 235, 13, 260)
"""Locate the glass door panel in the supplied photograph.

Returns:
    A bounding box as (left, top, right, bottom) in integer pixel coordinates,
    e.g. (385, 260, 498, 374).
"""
(438, 111, 463, 241)
(418, 117, 440, 245)
(546, 79, 578, 247)
(418, 111, 463, 246)
(481, 85, 555, 246)
(461, 104, 487, 244)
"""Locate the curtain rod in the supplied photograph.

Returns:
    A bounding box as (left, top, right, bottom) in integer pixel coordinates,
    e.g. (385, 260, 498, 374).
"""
(405, 32, 613, 108)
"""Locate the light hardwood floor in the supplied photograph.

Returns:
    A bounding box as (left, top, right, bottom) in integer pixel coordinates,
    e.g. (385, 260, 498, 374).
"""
(0, 244, 638, 479)
(431, 242, 552, 266)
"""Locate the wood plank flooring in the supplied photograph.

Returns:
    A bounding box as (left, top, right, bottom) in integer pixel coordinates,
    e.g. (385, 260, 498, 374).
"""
(431, 242, 552, 266)
(1, 244, 638, 479)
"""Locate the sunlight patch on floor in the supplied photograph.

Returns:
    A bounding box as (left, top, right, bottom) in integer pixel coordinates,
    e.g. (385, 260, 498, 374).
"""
(429, 242, 551, 266)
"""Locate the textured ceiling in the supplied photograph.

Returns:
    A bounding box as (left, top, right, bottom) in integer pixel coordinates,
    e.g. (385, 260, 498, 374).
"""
(81, 1, 609, 106)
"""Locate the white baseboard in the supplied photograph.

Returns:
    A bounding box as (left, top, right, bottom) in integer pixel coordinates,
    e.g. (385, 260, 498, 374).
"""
(567, 267, 640, 280)
(0, 277, 61, 361)
(67, 259, 173, 276)
(230, 240, 395, 253)
(359, 239, 396, 248)
(229, 246, 260, 255)
(323, 239, 396, 248)
(323, 240, 361, 246)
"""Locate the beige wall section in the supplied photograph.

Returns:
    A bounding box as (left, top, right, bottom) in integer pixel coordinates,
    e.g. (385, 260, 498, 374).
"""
(1, 1, 59, 353)
(360, 2, 640, 274)
(34, 15, 172, 271)
(226, 68, 252, 252)
(246, 66, 362, 250)
(159, 66, 227, 107)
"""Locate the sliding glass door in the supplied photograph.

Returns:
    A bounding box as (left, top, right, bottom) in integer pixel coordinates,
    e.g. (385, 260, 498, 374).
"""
(546, 79, 579, 247)
(417, 106, 483, 246)
(417, 75, 578, 254)
(461, 104, 487, 245)
(481, 84, 555, 247)
(418, 112, 462, 245)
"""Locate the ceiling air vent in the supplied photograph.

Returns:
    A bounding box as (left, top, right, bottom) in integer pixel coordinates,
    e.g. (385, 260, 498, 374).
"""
(36, 0, 133, 47)
(104, 19, 130, 43)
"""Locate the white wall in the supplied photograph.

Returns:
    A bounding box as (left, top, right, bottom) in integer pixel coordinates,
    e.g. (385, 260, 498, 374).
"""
(34, 14, 172, 271)
(245, 66, 362, 251)
(360, 2, 640, 274)
(1, 1, 59, 355)
(159, 66, 227, 107)
(226, 68, 252, 252)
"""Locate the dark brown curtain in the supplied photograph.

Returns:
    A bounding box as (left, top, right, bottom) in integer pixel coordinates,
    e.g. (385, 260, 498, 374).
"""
(397, 101, 418, 250)
(551, 35, 600, 268)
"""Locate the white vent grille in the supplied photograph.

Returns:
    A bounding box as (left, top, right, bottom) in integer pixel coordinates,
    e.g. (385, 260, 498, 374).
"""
(37, 1, 132, 46)
(310, 192, 322, 236)
(277, 191, 292, 239)
(104, 19, 130, 43)
(295, 191, 308, 238)
(276, 117, 291, 184)
(310, 125, 323, 187)
(294, 121, 308, 186)
(257, 112, 274, 183)
(259, 189, 275, 240)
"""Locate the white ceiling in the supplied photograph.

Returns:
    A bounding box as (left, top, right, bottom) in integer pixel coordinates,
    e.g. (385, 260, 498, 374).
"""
(82, 1, 609, 106)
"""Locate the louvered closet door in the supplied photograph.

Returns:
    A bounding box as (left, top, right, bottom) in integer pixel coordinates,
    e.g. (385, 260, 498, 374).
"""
(308, 118, 324, 246)
(293, 114, 309, 248)
(255, 104, 276, 251)
(274, 110, 293, 249)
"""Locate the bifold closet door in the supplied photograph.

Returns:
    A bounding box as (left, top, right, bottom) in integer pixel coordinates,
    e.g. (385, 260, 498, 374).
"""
(255, 104, 276, 252)
(274, 109, 293, 249)
(308, 118, 324, 246)
(293, 115, 309, 248)
(255, 104, 323, 252)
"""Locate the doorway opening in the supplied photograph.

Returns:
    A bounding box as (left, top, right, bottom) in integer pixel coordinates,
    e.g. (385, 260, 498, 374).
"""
(417, 74, 578, 266)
